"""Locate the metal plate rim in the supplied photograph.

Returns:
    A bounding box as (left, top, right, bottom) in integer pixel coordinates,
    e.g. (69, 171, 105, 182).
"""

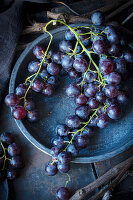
(9, 23, 133, 163)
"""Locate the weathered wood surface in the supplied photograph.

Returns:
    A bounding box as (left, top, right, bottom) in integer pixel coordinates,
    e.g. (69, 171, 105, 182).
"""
(0, 103, 96, 200)
(1, 0, 133, 199)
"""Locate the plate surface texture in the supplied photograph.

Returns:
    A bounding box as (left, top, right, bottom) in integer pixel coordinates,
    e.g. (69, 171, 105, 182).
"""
(9, 24, 133, 163)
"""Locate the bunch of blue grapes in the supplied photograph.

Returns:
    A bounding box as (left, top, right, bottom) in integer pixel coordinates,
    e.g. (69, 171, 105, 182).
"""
(45, 12, 132, 200)
(0, 132, 24, 182)
(4, 11, 133, 199)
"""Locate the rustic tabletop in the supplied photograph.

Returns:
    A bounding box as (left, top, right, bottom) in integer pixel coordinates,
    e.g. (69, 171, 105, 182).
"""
(1, 0, 133, 199)
(1, 102, 133, 200)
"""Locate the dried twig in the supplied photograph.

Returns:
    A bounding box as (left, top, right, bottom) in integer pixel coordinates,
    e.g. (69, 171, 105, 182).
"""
(19, 1, 133, 50)
(22, 10, 133, 37)
(47, 11, 91, 23)
(69, 156, 133, 200)
(22, 22, 47, 35)
(106, 0, 133, 21)
(101, 190, 112, 200)
(122, 12, 133, 25)
(22, 0, 133, 36)
(100, 169, 133, 200)
(89, 159, 133, 200)
(55, 1, 80, 15)
(22, 12, 91, 35)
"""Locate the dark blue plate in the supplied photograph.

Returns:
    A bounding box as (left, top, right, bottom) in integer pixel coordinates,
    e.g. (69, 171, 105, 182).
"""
(9, 24, 133, 163)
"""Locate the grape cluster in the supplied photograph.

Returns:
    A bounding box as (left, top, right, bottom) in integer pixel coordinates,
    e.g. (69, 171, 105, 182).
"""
(5, 45, 62, 122)
(0, 132, 24, 182)
(4, 11, 133, 199)
(43, 14, 132, 199)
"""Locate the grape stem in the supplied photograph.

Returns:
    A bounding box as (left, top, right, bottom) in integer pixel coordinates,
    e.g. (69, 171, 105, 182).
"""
(63, 106, 101, 152)
(65, 173, 71, 187)
(23, 31, 53, 106)
(23, 19, 106, 104)
(44, 20, 105, 152)
(23, 19, 107, 154)
(78, 60, 92, 93)
(44, 20, 105, 86)
(0, 140, 7, 170)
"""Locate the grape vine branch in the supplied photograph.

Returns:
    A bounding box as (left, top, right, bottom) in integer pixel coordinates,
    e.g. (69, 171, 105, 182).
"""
(22, 20, 109, 155)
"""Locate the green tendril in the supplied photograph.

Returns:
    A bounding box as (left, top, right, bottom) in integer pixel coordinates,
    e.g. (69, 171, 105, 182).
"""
(78, 60, 92, 93)
(0, 139, 10, 170)
(65, 174, 71, 187)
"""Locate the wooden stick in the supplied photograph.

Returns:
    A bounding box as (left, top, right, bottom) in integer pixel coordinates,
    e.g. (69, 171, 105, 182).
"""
(47, 11, 65, 20)
(22, 21, 133, 38)
(90, 158, 133, 200)
(55, 1, 80, 15)
(100, 169, 133, 200)
(47, 11, 91, 23)
(22, 1, 133, 36)
(47, 11, 133, 37)
(22, 0, 133, 35)
(69, 156, 133, 200)
(101, 190, 111, 200)
(22, 12, 91, 35)
(106, 0, 133, 21)
(22, 23, 47, 35)
(122, 12, 133, 25)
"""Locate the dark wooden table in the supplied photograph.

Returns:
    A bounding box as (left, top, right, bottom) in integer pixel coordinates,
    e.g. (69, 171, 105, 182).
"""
(1, 0, 133, 198)
(1, 38, 133, 198)
(1, 101, 133, 200)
